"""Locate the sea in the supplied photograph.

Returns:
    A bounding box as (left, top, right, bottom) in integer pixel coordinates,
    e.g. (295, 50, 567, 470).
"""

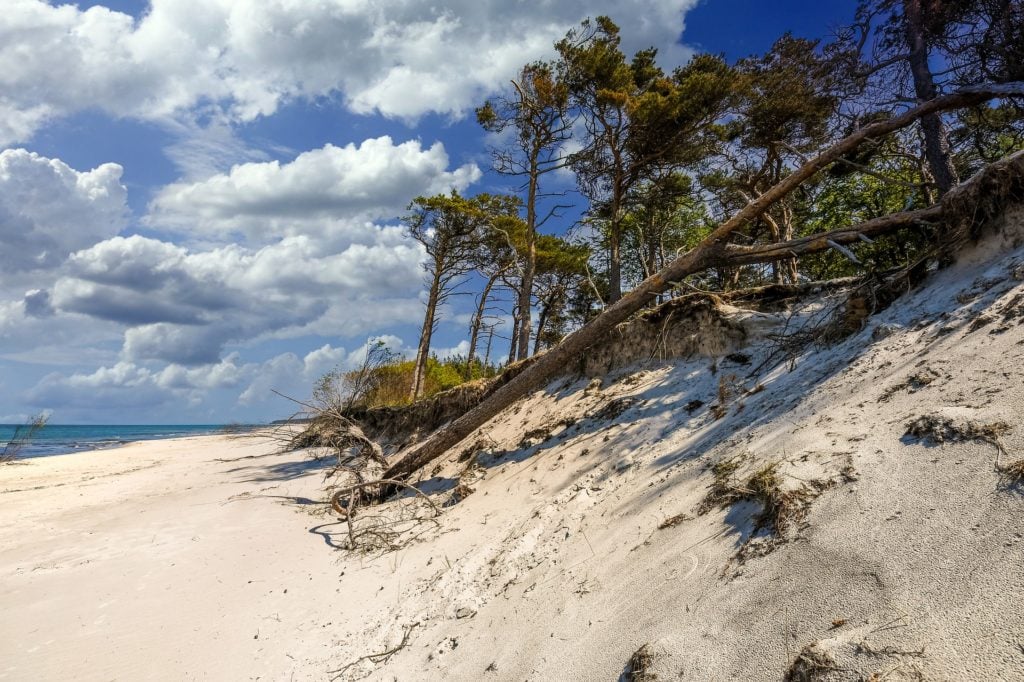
(0, 424, 242, 459)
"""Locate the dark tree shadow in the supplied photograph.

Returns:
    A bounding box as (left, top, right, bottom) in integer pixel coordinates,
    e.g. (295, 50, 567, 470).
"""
(227, 456, 335, 482)
(309, 521, 348, 549)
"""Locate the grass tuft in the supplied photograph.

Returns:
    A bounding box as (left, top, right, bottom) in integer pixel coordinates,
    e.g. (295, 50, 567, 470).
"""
(624, 644, 657, 681)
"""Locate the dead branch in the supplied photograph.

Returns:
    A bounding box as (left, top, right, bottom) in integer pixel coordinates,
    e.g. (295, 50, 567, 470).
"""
(329, 478, 440, 519)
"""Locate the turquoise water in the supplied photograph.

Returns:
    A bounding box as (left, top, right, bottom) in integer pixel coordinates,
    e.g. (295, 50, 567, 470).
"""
(0, 424, 241, 459)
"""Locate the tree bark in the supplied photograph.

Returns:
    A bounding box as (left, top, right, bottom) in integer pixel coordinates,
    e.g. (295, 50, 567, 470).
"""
(380, 82, 1024, 484)
(516, 166, 541, 361)
(533, 293, 557, 356)
(903, 0, 958, 194)
(506, 304, 520, 366)
(467, 271, 500, 378)
(409, 271, 442, 401)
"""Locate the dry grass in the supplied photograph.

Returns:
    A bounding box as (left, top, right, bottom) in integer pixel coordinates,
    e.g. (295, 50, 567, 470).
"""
(448, 483, 475, 506)
(709, 373, 740, 420)
(657, 513, 691, 530)
(904, 415, 1011, 445)
(700, 458, 814, 537)
(624, 644, 657, 681)
(699, 455, 745, 512)
(746, 463, 814, 536)
(783, 643, 839, 682)
(997, 459, 1024, 489)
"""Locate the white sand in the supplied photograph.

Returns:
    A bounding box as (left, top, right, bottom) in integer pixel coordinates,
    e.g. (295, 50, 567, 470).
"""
(3, 212, 1024, 681)
(0, 434, 348, 681)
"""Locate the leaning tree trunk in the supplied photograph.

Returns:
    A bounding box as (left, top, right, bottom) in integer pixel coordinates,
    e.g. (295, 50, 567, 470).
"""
(903, 0, 958, 194)
(467, 271, 500, 378)
(409, 272, 442, 401)
(533, 296, 553, 357)
(380, 83, 1024, 484)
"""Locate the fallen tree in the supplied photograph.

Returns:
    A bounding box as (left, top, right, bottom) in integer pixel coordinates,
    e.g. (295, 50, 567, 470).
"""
(380, 82, 1024, 487)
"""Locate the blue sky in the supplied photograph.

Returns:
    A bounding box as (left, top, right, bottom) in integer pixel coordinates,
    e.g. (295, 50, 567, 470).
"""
(0, 0, 855, 424)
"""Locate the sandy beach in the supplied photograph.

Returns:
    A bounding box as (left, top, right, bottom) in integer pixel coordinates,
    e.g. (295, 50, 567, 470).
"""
(0, 434, 345, 681)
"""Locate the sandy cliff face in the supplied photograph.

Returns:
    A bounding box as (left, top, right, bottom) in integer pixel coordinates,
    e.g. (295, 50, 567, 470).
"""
(323, 205, 1024, 680)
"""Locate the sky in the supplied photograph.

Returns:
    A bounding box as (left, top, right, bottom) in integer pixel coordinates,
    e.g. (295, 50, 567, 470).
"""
(0, 0, 857, 424)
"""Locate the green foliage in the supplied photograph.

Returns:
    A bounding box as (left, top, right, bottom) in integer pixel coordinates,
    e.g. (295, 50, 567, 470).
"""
(798, 152, 933, 279)
(325, 353, 501, 411)
(734, 34, 839, 153)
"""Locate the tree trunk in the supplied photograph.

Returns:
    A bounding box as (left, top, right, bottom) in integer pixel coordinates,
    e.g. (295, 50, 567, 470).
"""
(646, 221, 659, 280)
(762, 211, 784, 284)
(467, 272, 500, 379)
(506, 304, 520, 366)
(608, 225, 622, 303)
(533, 297, 552, 356)
(483, 326, 495, 368)
(516, 168, 540, 361)
(409, 271, 442, 401)
(903, 0, 958, 194)
(380, 83, 1023, 484)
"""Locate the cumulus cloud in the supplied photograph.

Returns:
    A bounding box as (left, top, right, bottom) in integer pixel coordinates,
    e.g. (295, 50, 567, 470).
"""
(26, 343, 379, 413)
(0, 0, 699, 143)
(237, 337, 406, 406)
(27, 355, 250, 411)
(0, 149, 127, 276)
(148, 137, 480, 242)
(0, 141, 447, 370)
(47, 232, 423, 365)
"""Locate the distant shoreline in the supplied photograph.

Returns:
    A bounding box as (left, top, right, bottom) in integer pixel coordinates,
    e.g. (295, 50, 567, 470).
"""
(0, 423, 263, 459)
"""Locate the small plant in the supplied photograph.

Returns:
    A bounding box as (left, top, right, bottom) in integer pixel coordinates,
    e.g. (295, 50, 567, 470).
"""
(783, 643, 839, 681)
(700, 454, 745, 511)
(624, 643, 657, 681)
(700, 458, 813, 537)
(1, 414, 48, 463)
(709, 373, 740, 420)
(997, 459, 1024, 489)
(746, 463, 813, 536)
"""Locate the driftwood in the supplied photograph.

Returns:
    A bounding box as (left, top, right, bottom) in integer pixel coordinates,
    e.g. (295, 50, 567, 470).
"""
(380, 82, 1024, 486)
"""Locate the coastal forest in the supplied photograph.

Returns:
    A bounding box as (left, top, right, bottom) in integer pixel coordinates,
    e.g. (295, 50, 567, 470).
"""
(323, 0, 1023, 415)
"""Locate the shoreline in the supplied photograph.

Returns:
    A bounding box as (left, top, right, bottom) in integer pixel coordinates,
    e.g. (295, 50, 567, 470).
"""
(3, 424, 263, 460)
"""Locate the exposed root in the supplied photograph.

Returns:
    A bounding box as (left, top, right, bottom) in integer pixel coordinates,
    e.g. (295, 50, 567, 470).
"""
(328, 479, 441, 552)
(328, 622, 419, 680)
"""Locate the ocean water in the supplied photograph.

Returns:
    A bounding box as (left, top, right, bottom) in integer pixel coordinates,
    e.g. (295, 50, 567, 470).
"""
(0, 424, 238, 459)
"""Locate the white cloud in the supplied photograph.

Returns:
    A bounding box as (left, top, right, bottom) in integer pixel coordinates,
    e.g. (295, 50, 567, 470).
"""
(27, 355, 251, 411)
(0, 143, 442, 370)
(0, 0, 699, 144)
(147, 137, 480, 242)
(47, 231, 424, 365)
(0, 149, 127, 277)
